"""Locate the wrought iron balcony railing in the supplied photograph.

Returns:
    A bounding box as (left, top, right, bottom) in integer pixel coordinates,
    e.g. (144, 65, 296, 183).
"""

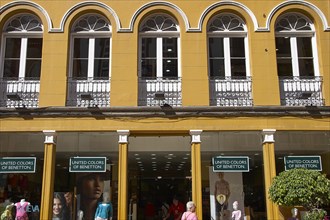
(66, 77, 111, 107)
(138, 77, 182, 106)
(209, 76, 253, 107)
(279, 76, 324, 106)
(0, 78, 40, 108)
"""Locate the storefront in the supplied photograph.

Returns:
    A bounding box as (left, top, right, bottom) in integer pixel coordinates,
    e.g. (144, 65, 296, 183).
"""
(1, 130, 329, 220)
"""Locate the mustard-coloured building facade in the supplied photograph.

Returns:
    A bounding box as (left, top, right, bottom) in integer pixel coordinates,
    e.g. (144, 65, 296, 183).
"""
(0, 0, 329, 219)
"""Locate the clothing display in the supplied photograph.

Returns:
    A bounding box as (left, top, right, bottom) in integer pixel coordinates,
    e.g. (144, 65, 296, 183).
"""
(94, 202, 112, 220)
(15, 200, 30, 220)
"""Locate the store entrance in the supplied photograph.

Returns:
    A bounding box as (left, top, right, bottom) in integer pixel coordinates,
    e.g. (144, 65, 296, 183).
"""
(128, 136, 192, 220)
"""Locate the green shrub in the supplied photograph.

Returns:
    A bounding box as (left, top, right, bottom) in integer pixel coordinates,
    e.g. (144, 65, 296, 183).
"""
(269, 168, 330, 210)
(302, 208, 327, 220)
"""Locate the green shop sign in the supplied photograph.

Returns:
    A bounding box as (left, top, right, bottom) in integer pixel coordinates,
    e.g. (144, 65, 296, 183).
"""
(0, 157, 36, 173)
(69, 157, 106, 172)
(284, 156, 322, 171)
(212, 156, 249, 172)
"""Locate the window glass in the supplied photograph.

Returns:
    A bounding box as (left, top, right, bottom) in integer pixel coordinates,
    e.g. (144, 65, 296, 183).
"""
(0, 132, 44, 219)
(230, 38, 245, 57)
(276, 37, 292, 77)
(276, 37, 291, 58)
(4, 38, 21, 78)
(141, 38, 157, 77)
(94, 38, 110, 78)
(139, 14, 179, 78)
(275, 13, 316, 78)
(5, 38, 21, 58)
(207, 14, 247, 78)
(2, 15, 43, 80)
(209, 38, 224, 58)
(231, 59, 246, 78)
(274, 131, 330, 218)
(73, 38, 88, 59)
(54, 132, 119, 220)
(73, 38, 88, 78)
(27, 39, 43, 58)
(163, 38, 177, 77)
(201, 132, 266, 220)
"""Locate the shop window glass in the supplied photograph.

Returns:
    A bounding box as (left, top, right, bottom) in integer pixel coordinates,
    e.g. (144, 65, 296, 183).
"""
(54, 132, 119, 220)
(274, 131, 330, 219)
(0, 132, 44, 219)
(201, 132, 266, 220)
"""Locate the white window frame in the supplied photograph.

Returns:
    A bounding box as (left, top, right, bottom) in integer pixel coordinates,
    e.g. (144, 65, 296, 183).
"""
(207, 14, 250, 78)
(0, 15, 43, 79)
(69, 15, 112, 79)
(275, 13, 319, 77)
(139, 15, 181, 78)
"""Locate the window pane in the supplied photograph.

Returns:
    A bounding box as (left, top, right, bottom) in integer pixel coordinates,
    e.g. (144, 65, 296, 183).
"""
(3, 60, 20, 78)
(231, 59, 246, 78)
(141, 59, 156, 77)
(74, 38, 89, 58)
(163, 59, 177, 77)
(276, 37, 291, 58)
(209, 59, 225, 77)
(5, 38, 21, 58)
(277, 58, 292, 77)
(230, 38, 245, 57)
(95, 38, 110, 58)
(209, 38, 224, 58)
(163, 38, 177, 58)
(27, 38, 43, 58)
(94, 59, 109, 78)
(73, 59, 88, 78)
(297, 37, 313, 57)
(25, 60, 41, 78)
(299, 58, 314, 77)
(142, 38, 156, 58)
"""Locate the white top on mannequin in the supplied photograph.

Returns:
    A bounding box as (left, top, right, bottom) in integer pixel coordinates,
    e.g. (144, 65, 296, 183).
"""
(232, 201, 241, 220)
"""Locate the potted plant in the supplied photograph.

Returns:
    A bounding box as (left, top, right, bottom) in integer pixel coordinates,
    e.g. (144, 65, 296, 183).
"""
(268, 168, 330, 220)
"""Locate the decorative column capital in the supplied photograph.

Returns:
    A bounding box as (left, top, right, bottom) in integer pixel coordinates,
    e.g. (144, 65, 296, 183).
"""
(262, 129, 276, 143)
(43, 130, 57, 144)
(189, 130, 203, 143)
(117, 130, 130, 143)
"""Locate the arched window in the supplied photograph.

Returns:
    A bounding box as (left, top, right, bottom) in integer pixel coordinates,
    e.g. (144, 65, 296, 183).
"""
(139, 14, 180, 78)
(275, 13, 318, 77)
(207, 13, 249, 79)
(70, 14, 111, 79)
(1, 14, 43, 79)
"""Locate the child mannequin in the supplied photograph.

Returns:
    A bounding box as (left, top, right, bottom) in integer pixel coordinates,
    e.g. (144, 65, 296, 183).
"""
(231, 201, 241, 220)
(15, 199, 30, 220)
(94, 192, 112, 220)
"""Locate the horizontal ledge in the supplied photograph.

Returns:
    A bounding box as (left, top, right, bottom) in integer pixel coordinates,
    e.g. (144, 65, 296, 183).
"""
(0, 106, 329, 118)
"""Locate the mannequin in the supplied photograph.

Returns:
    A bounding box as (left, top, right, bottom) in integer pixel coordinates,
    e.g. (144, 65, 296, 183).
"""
(77, 210, 84, 220)
(15, 199, 30, 220)
(288, 208, 299, 220)
(231, 201, 241, 220)
(94, 192, 112, 220)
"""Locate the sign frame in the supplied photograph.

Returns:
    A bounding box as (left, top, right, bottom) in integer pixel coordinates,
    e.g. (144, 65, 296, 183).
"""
(212, 156, 249, 172)
(0, 157, 36, 173)
(284, 155, 322, 171)
(69, 156, 107, 172)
